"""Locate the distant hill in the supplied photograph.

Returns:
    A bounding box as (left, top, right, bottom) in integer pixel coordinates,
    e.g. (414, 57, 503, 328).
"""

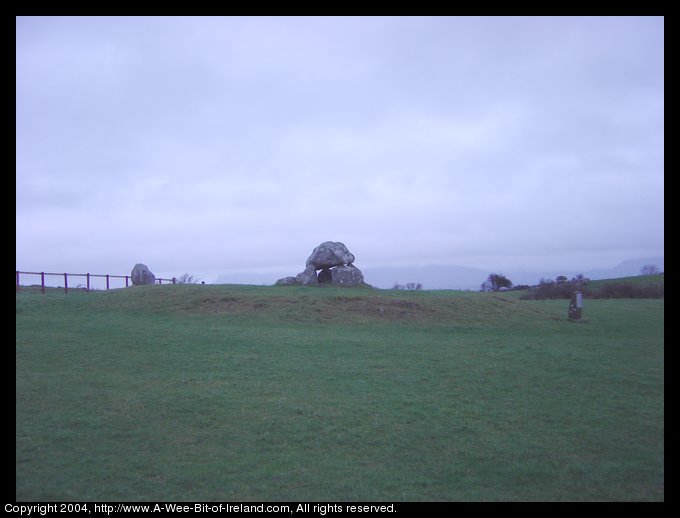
(214, 271, 290, 286)
(362, 264, 488, 290)
(583, 257, 664, 280)
(363, 256, 665, 290)
(505, 257, 665, 288)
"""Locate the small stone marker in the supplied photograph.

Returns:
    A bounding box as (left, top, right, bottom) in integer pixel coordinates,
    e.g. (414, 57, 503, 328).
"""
(568, 291, 583, 320)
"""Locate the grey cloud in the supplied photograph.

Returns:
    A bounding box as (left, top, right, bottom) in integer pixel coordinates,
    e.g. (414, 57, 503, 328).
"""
(16, 17, 664, 281)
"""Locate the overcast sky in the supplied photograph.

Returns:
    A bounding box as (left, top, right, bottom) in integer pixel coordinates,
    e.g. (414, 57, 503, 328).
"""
(16, 16, 664, 284)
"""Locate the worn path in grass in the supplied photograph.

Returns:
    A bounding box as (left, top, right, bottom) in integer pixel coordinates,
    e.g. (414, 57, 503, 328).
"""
(16, 285, 664, 501)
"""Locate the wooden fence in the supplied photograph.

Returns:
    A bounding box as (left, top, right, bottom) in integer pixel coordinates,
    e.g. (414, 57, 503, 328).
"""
(16, 271, 176, 293)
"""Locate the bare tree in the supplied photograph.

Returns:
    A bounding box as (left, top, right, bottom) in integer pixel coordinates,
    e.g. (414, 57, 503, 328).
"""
(177, 273, 201, 284)
(394, 282, 423, 291)
(640, 265, 659, 276)
(481, 273, 513, 292)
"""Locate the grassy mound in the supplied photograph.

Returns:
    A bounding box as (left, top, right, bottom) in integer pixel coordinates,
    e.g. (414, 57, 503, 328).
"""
(16, 285, 664, 501)
(15, 283, 565, 327)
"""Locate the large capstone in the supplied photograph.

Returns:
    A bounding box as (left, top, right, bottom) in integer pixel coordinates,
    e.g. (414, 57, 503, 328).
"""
(306, 241, 355, 270)
(131, 263, 156, 286)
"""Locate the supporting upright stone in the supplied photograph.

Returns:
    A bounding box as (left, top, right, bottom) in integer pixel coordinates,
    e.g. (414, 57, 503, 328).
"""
(317, 268, 332, 284)
(331, 264, 364, 286)
(295, 264, 318, 286)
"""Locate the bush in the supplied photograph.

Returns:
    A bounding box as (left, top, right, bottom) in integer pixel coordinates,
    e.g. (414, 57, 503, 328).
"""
(520, 276, 663, 300)
(520, 276, 590, 300)
(588, 282, 664, 299)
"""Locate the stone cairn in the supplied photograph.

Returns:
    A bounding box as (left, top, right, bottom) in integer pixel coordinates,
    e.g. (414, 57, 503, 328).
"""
(276, 241, 366, 287)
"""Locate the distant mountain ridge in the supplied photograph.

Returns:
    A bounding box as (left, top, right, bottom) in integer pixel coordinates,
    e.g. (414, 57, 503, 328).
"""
(214, 256, 664, 290)
(362, 257, 665, 290)
(583, 257, 665, 280)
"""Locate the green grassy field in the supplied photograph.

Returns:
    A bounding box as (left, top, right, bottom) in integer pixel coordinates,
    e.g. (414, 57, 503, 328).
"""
(16, 284, 664, 501)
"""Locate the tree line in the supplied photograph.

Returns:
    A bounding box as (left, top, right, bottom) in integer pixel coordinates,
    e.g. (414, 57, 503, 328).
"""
(479, 265, 663, 299)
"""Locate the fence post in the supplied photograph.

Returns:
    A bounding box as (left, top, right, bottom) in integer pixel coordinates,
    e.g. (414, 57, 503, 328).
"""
(41, 272, 45, 294)
(16, 271, 19, 292)
(64, 273, 68, 294)
(86, 273, 90, 292)
(106, 274, 110, 290)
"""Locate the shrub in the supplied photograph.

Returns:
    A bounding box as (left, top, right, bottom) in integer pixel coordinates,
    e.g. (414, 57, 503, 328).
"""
(520, 275, 590, 300)
(587, 282, 664, 299)
(521, 277, 663, 300)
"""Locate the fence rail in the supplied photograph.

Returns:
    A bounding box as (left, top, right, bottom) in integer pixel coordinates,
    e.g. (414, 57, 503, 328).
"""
(16, 271, 176, 293)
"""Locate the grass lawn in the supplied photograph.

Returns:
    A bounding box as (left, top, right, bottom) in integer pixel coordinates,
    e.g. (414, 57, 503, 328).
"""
(16, 285, 664, 501)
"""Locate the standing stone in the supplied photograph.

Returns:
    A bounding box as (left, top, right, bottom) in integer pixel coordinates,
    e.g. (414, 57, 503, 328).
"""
(568, 291, 583, 320)
(330, 264, 364, 286)
(306, 241, 355, 270)
(131, 263, 156, 286)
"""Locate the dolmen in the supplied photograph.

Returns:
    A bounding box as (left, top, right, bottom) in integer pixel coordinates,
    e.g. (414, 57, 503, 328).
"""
(276, 241, 367, 287)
